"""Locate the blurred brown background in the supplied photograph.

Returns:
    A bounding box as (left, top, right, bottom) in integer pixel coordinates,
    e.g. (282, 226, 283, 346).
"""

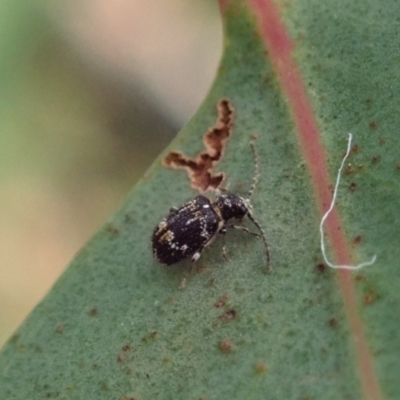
(0, 0, 221, 347)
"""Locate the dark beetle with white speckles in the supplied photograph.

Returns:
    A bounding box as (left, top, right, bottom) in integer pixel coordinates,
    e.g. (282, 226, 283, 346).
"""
(152, 143, 271, 270)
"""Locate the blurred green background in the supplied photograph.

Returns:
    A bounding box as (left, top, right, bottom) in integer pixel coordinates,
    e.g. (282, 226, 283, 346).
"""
(0, 0, 221, 347)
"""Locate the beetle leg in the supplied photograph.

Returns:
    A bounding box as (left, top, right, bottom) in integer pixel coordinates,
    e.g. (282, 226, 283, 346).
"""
(222, 244, 228, 262)
(226, 224, 260, 237)
(191, 247, 204, 263)
(218, 226, 229, 261)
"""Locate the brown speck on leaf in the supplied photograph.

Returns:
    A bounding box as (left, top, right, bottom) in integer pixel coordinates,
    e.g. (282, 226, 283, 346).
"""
(255, 363, 268, 374)
(9, 334, 19, 343)
(163, 98, 234, 191)
(397, 163, 400, 170)
(219, 339, 233, 353)
(344, 164, 355, 175)
(107, 225, 120, 235)
(363, 288, 377, 305)
(349, 182, 357, 191)
(141, 331, 159, 344)
(369, 121, 377, 130)
(263, 75, 271, 85)
(206, 278, 216, 287)
(149, 331, 159, 340)
(214, 293, 229, 308)
(122, 345, 131, 352)
(352, 144, 359, 153)
(221, 309, 237, 322)
(357, 164, 364, 170)
(329, 317, 338, 328)
(316, 263, 326, 273)
(353, 235, 362, 246)
(371, 156, 379, 164)
(56, 325, 64, 334)
(18, 344, 26, 353)
(379, 136, 385, 144)
(89, 308, 98, 317)
(363, 294, 374, 305)
(251, 132, 259, 140)
(355, 274, 364, 282)
(117, 354, 124, 363)
(196, 265, 207, 274)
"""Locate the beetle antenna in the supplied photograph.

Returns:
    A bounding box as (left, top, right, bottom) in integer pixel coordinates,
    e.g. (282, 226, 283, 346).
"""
(247, 142, 260, 200)
(247, 211, 271, 271)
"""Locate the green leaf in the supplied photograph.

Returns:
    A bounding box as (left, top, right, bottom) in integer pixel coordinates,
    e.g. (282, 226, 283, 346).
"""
(1, 0, 399, 399)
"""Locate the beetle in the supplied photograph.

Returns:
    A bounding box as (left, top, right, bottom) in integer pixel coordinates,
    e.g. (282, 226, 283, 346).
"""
(151, 143, 271, 270)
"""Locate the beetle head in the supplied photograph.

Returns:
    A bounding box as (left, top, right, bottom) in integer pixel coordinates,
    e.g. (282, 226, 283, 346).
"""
(215, 194, 251, 221)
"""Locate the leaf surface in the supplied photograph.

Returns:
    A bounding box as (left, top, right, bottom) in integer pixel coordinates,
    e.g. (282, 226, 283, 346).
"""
(1, 1, 399, 399)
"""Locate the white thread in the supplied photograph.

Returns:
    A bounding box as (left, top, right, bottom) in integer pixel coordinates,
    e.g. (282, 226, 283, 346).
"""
(319, 133, 377, 270)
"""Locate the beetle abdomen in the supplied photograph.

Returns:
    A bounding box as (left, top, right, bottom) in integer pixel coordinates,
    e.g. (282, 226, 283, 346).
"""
(152, 195, 220, 265)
